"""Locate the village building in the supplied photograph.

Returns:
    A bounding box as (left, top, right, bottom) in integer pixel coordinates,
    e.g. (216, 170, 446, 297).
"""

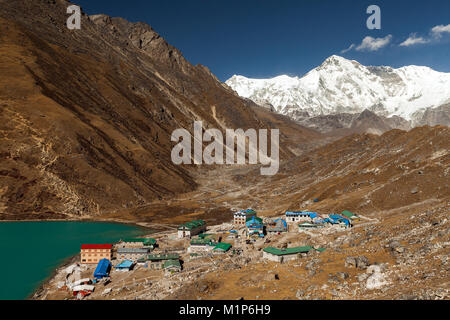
(93, 258, 111, 279)
(80, 244, 112, 264)
(233, 209, 257, 225)
(117, 238, 157, 249)
(298, 222, 323, 231)
(188, 238, 217, 253)
(212, 242, 232, 254)
(262, 246, 315, 263)
(246, 216, 264, 238)
(163, 259, 182, 274)
(266, 219, 288, 233)
(341, 210, 359, 221)
(285, 211, 319, 223)
(177, 220, 207, 238)
(114, 260, 134, 272)
(325, 214, 352, 228)
(142, 253, 181, 270)
(116, 247, 150, 261)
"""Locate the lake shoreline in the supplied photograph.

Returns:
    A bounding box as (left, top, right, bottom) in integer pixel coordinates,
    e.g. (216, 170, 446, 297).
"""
(29, 253, 80, 300)
(0, 217, 159, 232)
(0, 220, 151, 300)
(27, 219, 180, 300)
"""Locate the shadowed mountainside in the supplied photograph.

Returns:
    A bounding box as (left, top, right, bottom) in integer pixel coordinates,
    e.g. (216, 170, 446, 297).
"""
(0, 0, 320, 219)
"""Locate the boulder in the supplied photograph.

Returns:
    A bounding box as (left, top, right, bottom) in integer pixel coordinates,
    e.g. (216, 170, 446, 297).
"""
(366, 272, 388, 290)
(356, 256, 370, 269)
(345, 256, 357, 268)
(296, 290, 305, 299)
(336, 272, 349, 280)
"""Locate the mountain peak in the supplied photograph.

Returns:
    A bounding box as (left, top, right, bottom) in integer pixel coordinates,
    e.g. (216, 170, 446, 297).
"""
(324, 55, 347, 62)
(226, 57, 450, 121)
(321, 55, 355, 66)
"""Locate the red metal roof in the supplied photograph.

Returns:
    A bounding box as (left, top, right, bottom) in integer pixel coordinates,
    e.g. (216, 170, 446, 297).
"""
(81, 244, 112, 250)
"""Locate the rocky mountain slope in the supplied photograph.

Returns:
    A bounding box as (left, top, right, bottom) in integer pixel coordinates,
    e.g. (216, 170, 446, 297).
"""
(295, 109, 412, 135)
(0, 0, 319, 220)
(115, 125, 449, 236)
(226, 55, 450, 130)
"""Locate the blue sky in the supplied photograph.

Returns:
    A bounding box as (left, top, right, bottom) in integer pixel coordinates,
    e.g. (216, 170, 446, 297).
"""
(75, 0, 450, 81)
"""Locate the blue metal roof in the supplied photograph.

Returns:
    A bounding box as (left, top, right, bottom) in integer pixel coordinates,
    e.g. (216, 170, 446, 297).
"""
(327, 214, 350, 226)
(286, 211, 319, 218)
(246, 216, 263, 227)
(94, 259, 111, 279)
(115, 260, 134, 269)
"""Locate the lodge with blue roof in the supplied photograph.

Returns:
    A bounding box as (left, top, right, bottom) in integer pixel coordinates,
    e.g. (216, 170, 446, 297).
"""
(233, 209, 257, 225)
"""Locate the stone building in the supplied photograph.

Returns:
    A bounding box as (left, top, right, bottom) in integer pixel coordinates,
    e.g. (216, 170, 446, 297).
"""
(177, 220, 206, 238)
(116, 247, 150, 261)
(117, 238, 157, 249)
(262, 246, 314, 263)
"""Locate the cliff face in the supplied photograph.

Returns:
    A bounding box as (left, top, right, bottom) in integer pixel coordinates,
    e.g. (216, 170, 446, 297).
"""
(0, 0, 319, 219)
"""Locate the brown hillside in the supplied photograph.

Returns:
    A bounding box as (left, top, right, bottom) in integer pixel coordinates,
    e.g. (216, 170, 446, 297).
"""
(0, 0, 320, 220)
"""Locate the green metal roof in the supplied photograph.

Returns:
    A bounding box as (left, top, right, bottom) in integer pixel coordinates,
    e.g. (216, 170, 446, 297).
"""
(246, 216, 263, 223)
(341, 211, 358, 219)
(178, 220, 206, 230)
(122, 238, 157, 245)
(190, 238, 216, 246)
(146, 253, 180, 261)
(198, 233, 214, 239)
(163, 259, 181, 269)
(213, 242, 232, 252)
(263, 246, 314, 256)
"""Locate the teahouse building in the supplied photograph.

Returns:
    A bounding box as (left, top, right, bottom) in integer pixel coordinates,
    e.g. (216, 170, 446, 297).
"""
(116, 247, 150, 261)
(118, 238, 157, 249)
(141, 253, 181, 270)
(212, 242, 232, 254)
(163, 259, 182, 274)
(341, 210, 360, 221)
(80, 244, 112, 264)
(246, 216, 264, 238)
(114, 260, 134, 272)
(234, 209, 257, 225)
(262, 246, 316, 263)
(188, 238, 217, 252)
(178, 220, 207, 238)
(285, 211, 318, 223)
(298, 222, 323, 231)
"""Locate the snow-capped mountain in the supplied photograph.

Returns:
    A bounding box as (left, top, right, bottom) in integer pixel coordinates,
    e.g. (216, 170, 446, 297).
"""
(226, 55, 450, 125)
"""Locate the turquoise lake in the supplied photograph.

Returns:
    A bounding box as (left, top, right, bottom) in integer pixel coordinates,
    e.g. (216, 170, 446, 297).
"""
(0, 221, 145, 300)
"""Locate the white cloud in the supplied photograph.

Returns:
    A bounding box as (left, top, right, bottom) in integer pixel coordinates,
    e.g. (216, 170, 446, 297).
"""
(340, 43, 355, 54)
(431, 24, 450, 37)
(356, 35, 393, 51)
(400, 34, 429, 47)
